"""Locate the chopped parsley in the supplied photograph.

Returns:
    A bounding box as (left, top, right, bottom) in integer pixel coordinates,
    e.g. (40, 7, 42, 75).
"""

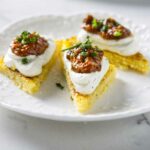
(56, 83, 64, 90)
(21, 58, 29, 64)
(17, 31, 38, 45)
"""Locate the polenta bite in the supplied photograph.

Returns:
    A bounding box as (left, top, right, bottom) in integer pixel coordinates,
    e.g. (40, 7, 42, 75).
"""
(0, 31, 60, 94)
(61, 37, 116, 113)
(78, 15, 149, 73)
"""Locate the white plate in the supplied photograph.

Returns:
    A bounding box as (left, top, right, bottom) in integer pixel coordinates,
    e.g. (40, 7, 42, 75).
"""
(0, 12, 150, 122)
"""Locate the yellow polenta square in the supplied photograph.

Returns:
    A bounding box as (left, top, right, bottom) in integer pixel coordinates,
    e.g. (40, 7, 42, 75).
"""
(0, 40, 62, 94)
(60, 37, 116, 113)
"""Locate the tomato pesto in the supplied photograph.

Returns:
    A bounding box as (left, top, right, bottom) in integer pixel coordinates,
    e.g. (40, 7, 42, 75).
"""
(11, 31, 49, 57)
(63, 37, 104, 73)
(83, 15, 132, 40)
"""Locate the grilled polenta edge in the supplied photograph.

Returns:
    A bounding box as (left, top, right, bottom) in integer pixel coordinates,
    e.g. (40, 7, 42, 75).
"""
(60, 37, 116, 113)
(104, 50, 149, 73)
(0, 40, 62, 94)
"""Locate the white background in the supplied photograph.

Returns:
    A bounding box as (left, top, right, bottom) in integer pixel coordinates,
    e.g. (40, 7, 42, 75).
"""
(0, 0, 150, 149)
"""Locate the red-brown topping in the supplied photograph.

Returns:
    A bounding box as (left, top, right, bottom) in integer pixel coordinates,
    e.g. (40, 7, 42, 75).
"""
(11, 31, 49, 57)
(83, 15, 132, 40)
(64, 38, 104, 73)
(67, 48, 103, 73)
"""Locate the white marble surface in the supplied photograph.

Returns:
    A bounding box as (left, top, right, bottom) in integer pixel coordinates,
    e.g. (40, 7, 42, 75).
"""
(0, 0, 150, 149)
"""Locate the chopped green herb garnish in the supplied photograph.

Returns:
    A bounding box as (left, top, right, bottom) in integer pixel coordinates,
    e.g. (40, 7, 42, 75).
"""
(16, 37, 22, 42)
(62, 43, 82, 52)
(62, 36, 92, 52)
(101, 25, 108, 32)
(92, 18, 98, 29)
(21, 58, 29, 64)
(92, 18, 104, 29)
(62, 37, 100, 59)
(113, 31, 122, 37)
(22, 31, 30, 37)
(17, 31, 38, 45)
(56, 83, 64, 90)
(30, 36, 38, 43)
(80, 42, 91, 49)
(91, 52, 97, 57)
(80, 51, 87, 57)
(21, 39, 28, 45)
(80, 36, 92, 49)
(85, 36, 91, 44)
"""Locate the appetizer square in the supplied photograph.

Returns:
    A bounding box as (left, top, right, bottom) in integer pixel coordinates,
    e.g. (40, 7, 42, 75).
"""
(0, 31, 62, 94)
(61, 37, 116, 113)
(77, 15, 149, 73)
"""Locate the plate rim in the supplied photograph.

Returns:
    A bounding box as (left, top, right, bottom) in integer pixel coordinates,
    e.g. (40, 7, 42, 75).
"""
(1, 100, 150, 122)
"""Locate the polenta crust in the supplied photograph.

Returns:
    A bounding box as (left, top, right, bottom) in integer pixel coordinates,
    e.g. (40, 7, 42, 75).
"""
(104, 50, 149, 73)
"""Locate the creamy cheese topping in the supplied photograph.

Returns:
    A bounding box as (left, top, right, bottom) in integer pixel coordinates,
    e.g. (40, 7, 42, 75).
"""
(64, 52, 109, 94)
(78, 29, 140, 56)
(4, 38, 55, 77)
